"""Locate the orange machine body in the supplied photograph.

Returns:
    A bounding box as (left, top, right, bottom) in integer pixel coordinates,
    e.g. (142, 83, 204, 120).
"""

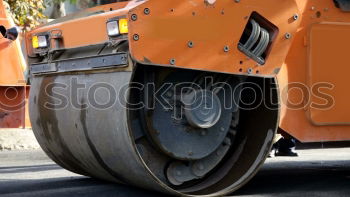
(0, 0, 30, 128)
(278, 1, 350, 142)
(25, 0, 350, 142)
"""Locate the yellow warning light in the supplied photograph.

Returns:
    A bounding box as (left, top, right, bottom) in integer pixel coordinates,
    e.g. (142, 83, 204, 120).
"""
(118, 19, 128, 34)
(32, 36, 39, 49)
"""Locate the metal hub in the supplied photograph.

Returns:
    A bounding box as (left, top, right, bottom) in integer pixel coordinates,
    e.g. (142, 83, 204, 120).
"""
(183, 90, 222, 129)
(145, 72, 233, 161)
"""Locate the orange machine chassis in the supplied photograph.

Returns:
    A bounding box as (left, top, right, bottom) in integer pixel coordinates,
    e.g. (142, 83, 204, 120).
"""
(25, 0, 350, 141)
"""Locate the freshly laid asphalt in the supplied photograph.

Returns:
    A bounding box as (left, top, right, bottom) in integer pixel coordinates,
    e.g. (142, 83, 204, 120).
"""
(0, 147, 349, 197)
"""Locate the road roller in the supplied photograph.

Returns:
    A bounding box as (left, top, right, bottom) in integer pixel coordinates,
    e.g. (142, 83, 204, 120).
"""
(24, 0, 350, 196)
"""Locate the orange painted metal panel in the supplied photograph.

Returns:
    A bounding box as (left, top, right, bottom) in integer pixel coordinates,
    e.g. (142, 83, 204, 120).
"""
(0, 0, 4, 18)
(278, 0, 350, 142)
(0, 0, 26, 86)
(0, 31, 27, 86)
(308, 23, 350, 125)
(25, 1, 144, 57)
(128, 0, 301, 76)
(0, 0, 31, 128)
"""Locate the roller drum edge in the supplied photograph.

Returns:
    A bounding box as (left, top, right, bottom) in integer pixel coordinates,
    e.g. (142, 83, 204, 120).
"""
(29, 68, 278, 196)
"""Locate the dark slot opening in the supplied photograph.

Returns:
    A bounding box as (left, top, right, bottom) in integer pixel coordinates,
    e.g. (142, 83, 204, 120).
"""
(238, 12, 279, 64)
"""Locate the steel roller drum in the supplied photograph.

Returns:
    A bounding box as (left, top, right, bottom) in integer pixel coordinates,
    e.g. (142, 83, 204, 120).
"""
(29, 66, 278, 196)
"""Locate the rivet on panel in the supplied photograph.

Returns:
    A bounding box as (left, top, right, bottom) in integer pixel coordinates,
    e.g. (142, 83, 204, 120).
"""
(224, 46, 230, 52)
(131, 14, 138, 21)
(133, 34, 140, 41)
(247, 68, 253, 74)
(170, 58, 176, 65)
(293, 14, 299, 20)
(188, 41, 194, 48)
(285, 33, 291, 39)
(144, 8, 150, 15)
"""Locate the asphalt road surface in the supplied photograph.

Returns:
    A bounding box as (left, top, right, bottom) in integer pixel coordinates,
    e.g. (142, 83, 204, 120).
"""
(0, 147, 350, 197)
